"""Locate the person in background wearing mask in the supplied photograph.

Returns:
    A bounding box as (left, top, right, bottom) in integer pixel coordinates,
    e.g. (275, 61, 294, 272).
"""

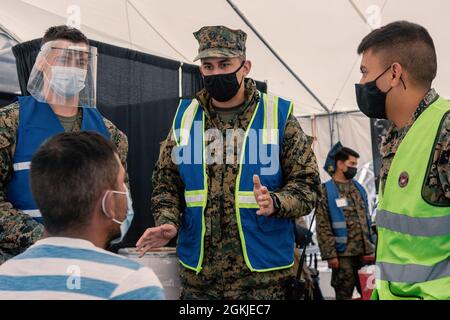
(316, 143, 375, 300)
(0, 25, 129, 264)
(136, 26, 321, 299)
(0, 132, 163, 300)
(356, 21, 449, 300)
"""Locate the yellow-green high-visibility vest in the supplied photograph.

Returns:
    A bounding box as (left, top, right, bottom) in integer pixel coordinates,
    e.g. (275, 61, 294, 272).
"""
(373, 97, 450, 300)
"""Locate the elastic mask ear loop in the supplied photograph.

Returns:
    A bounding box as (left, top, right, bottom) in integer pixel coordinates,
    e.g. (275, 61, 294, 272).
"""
(102, 191, 123, 225)
(236, 60, 246, 87)
(400, 77, 407, 90)
(375, 66, 395, 94)
(375, 66, 392, 82)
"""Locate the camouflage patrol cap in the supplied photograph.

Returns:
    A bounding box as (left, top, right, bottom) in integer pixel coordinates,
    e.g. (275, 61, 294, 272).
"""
(193, 25, 247, 61)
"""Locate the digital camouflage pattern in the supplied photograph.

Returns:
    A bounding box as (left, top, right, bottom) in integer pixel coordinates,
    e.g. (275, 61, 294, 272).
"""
(0, 101, 129, 265)
(193, 25, 247, 62)
(152, 78, 322, 299)
(331, 256, 364, 300)
(379, 89, 450, 205)
(315, 179, 375, 300)
(315, 180, 375, 260)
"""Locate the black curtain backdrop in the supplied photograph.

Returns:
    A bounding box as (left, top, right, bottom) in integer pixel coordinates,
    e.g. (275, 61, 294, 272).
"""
(0, 92, 17, 107)
(12, 38, 266, 249)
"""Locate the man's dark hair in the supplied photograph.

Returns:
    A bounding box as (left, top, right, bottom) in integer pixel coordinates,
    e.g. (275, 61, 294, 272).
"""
(335, 147, 360, 165)
(30, 132, 119, 234)
(357, 21, 437, 88)
(41, 25, 89, 46)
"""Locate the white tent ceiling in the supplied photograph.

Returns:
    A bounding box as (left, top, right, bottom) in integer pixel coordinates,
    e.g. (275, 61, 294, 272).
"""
(1, 0, 449, 116)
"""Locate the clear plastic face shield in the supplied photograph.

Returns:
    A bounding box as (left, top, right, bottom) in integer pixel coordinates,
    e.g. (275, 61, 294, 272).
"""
(27, 40, 97, 108)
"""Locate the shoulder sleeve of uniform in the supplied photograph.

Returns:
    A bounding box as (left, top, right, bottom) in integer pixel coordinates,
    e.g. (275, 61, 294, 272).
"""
(318, 183, 329, 207)
(281, 113, 317, 173)
(0, 102, 20, 149)
(151, 131, 184, 229)
(283, 113, 314, 147)
(435, 112, 450, 199)
(0, 101, 43, 261)
(102, 117, 128, 167)
(315, 184, 337, 260)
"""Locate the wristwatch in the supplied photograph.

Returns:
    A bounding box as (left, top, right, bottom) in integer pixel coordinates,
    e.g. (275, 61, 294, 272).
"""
(270, 193, 281, 214)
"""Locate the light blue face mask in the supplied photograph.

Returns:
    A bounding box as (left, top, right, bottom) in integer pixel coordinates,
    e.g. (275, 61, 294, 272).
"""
(102, 184, 134, 244)
(49, 66, 87, 98)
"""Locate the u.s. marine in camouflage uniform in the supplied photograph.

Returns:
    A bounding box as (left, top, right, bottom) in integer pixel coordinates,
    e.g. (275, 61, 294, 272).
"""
(356, 21, 449, 299)
(0, 26, 129, 265)
(137, 26, 321, 300)
(316, 144, 375, 300)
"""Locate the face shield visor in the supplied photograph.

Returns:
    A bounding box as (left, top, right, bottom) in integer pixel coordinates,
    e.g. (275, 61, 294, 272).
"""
(27, 40, 97, 108)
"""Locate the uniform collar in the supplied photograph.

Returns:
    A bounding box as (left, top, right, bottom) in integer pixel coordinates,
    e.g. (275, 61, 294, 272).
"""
(411, 88, 439, 122)
(380, 89, 439, 157)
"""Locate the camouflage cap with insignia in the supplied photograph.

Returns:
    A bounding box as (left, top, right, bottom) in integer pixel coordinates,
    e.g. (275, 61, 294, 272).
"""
(324, 141, 344, 176)
(193, 25, 247, 62)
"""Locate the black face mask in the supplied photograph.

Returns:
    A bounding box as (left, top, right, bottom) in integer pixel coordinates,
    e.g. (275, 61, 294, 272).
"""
(203, 61, 245, 102)
(343, 166, 358, 180)
(355, 66, 402, 119)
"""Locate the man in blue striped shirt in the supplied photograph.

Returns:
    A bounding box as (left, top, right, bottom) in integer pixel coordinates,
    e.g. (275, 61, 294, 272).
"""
(0, 132, 164, 300)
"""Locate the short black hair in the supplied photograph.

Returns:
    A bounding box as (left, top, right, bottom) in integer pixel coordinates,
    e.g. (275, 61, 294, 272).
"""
(30, 132, 119, 234)
(357, 21, 437, 88)
(335, 147, 360, 165)
(41, 25, 89, 46)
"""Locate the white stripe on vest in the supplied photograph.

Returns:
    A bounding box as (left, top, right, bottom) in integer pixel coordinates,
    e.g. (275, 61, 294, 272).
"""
(22, 209, 41, 218)
(263, 94, 278, 144)
(13, 162, 31, 171)
(178, 100, 199, 146)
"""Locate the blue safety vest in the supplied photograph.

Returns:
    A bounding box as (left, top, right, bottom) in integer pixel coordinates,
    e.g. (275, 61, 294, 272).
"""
(172, 91, 295, 273)
(6, 96, 110, 223)
(323, 179, 372, 252)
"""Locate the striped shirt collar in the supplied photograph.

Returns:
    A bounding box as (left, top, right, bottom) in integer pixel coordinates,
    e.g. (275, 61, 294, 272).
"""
(32, 237, 98, 250)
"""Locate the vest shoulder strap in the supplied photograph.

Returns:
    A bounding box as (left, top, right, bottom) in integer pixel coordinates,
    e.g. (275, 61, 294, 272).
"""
(353, 180, 367, 198)
(261, 92, 293, 145)
(172, 98, 200, 146)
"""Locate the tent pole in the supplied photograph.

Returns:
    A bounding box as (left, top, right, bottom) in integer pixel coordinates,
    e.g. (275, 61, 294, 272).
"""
(226, 0, 330, 114)
(0, 24, 21, 43)
(297, 110, 362, 119)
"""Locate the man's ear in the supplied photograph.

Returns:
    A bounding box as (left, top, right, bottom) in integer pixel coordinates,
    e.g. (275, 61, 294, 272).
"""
(243, 60, 252, 77)
(336, 160, 345, 171)
(390, 62, 404, 88)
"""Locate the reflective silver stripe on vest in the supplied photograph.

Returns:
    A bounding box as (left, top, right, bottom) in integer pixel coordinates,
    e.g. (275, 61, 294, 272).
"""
(179, 100, 198, 146)
(332, 222, 347, 229)
(23, 209, 41, 218)
(185, 194, 205, 204)
(238, 195, 257, 205)
(378, 258, 450, 283)
(335, 237, 347, 244)
(263, 94, 278, 144)
(377, 209, 450, 237)
(265, 95, 275, 130)
(13, 162, 31, 171)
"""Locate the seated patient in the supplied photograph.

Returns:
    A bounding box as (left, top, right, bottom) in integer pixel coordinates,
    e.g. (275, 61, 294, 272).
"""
(0, 132, 164, 300)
